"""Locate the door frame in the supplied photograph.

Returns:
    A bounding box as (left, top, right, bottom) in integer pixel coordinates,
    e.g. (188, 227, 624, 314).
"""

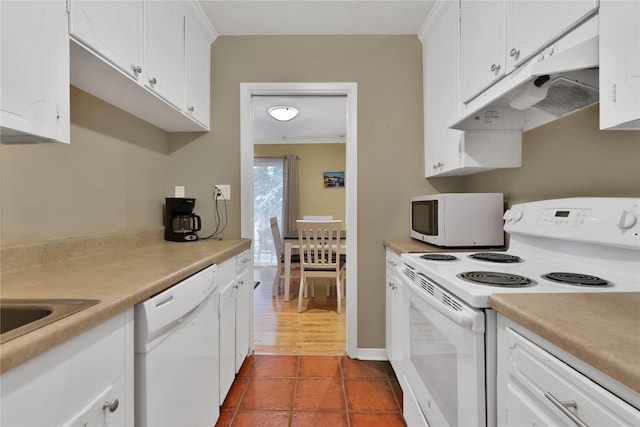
(240, 82, 358, 358)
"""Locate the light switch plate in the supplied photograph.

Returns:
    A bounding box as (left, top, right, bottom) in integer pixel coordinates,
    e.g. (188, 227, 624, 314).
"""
(215, 185, 231, 200)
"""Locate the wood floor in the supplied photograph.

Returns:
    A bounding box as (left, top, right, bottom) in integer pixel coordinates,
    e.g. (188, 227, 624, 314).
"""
(253, 266, 346, 356)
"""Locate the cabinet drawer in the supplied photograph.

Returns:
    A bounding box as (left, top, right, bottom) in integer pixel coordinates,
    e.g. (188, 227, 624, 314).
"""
(236, 249, 252, 273)
(501, 327, 640, 426)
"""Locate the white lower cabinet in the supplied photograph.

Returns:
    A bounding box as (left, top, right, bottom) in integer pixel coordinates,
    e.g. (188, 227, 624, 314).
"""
(235, 250, 253, 372)
(0, 309, 134, 426)
(218, 250, 253, 404)
(497, 315, 640, 426)
(385, 249, 404, 376)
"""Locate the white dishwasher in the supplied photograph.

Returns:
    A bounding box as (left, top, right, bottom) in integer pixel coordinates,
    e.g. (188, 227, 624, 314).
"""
(135, 264, 219, 427)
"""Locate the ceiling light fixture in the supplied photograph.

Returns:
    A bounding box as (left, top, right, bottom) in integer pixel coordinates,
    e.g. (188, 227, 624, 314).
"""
(268, 105, 299, 121)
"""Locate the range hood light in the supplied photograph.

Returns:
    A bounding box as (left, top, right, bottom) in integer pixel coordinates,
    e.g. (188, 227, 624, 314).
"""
(268, 106, 299, 121)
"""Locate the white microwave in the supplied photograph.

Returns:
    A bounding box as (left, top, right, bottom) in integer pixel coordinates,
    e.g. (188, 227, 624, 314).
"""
(410, 193, 504, 247)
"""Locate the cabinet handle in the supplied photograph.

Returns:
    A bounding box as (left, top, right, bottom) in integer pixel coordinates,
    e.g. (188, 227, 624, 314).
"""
(544, 392, 588, 427)
(102, 398, 119, 413)
(490, 64, 501, 73)
(132, 65, 142, 76)
(188, 106, 195, 113)
(149, 77, 157, 85)
(509, 48, 520, 59)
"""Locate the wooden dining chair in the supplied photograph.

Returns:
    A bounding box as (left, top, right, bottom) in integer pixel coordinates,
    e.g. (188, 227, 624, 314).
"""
(270, 217, 300, 297)
(296, 220, 346, 313)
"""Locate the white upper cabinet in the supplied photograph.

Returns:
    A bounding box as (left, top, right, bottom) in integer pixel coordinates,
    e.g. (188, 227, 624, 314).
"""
(185, 11, 212, 127)
(421, 2, 521, 177)
(1, 0, 70, 143)
(423, 2, 463, 176)
(599, 0, 640, 130)
(68, 1, 143, 80)
(505, 0, 599, 72)
(460, 0, 599, 104)
(460, 0, 506, 103)
(144, 1, 185, 109)
(69, 0, 216, 132)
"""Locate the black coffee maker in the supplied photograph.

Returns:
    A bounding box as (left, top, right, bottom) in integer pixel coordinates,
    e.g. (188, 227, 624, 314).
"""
(165, 198, 201, 242)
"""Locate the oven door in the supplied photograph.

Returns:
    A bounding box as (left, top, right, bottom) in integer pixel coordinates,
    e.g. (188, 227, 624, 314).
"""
(400, 269, 486, 427)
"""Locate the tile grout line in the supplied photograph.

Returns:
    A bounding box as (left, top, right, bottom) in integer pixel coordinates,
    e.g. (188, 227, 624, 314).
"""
(340, 355, 353, 427)
(228, 355, 257, 425)
(290, 355, 301, 425)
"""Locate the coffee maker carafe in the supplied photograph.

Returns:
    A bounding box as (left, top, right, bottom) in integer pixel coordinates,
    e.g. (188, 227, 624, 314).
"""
(165, 198, 201, 241)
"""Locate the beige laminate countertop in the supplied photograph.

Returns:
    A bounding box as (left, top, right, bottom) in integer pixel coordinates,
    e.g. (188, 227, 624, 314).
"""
(0, 238, 251, 373)
(384, 238, 506, 255)
(490, 292, 640, 393)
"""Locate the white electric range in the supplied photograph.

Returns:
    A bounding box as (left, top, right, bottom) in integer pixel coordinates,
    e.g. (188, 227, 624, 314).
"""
(397, 197, 640, 427)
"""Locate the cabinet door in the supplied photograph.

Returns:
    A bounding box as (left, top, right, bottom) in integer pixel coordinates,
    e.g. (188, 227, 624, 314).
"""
(506, 0, 598, 71)
(185, 12, 211, 128)
(218, 280, 236, 405)
(497, 320, 640, 426)
(69, 0, 143, 80)
(460, 0, 506, 102)
(0, 0, 69, 143)
(385, 250, 403, 375)
(144, 1, 185, 108)
(599, 0, 640, 130)
(0, 311, 132, 426)
(423, 2, 462, 177)
(235, 268, 252, 372)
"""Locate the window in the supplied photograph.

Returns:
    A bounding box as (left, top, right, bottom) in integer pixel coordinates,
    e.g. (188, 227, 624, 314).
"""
(253, 157, 284, 265)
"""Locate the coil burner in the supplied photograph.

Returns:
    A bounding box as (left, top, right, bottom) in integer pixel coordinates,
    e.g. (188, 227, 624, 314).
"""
(542, 272, 611, 287)
(420, 254, 459, 261)
(469, 253, 523, 263)
(457, 271, 536, 287)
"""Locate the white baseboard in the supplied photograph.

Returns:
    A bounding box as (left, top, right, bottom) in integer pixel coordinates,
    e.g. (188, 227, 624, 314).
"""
(356, 348, 388, 361)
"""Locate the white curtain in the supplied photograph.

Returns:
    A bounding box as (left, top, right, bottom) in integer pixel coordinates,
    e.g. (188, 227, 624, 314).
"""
(282, 154, 300, 238)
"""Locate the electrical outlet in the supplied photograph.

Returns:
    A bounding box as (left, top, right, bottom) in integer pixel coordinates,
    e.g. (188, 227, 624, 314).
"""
(215, 185, 231, 200)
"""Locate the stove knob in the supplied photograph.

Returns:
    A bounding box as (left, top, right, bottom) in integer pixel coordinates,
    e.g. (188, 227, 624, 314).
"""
(618, 210, 638, 230)
(511, 209, 524, 223)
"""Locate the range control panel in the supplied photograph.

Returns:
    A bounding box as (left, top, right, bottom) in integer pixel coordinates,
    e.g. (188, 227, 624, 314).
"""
(503, 197, 640, 250)
(535, 208, 591, 226)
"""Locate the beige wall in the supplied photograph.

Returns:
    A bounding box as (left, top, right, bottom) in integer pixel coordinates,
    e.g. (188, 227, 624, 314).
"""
(168, 35, 460, 349)
(5, 34, 636, 351)
(463, 104, 640, 201)
(1, 87, 170, 245)
(254, 143, 346, 223)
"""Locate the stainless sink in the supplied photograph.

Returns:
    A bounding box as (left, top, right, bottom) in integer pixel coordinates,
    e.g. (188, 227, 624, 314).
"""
(1, 299, 100, 344)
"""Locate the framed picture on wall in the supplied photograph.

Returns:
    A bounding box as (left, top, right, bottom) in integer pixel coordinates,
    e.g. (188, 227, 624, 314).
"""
(323, 171, 345, 188)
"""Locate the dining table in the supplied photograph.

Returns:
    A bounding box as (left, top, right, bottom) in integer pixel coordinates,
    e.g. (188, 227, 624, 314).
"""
(283, 236, 346, 301)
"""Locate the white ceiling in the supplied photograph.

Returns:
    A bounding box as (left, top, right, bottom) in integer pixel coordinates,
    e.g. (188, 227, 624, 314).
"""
(252, 95, 347, 144)
(199, 1, 435, 143)
(199, 1, 435, 36)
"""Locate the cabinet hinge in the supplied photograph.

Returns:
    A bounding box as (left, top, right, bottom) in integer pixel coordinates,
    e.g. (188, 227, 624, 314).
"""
(65, 0, 70, 14)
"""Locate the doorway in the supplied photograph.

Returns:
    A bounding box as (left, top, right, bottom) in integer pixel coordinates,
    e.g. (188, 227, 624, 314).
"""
(240, 82, 358, 358)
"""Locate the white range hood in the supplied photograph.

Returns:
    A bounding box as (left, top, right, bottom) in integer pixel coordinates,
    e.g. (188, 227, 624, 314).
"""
(450, 17, 600, 132)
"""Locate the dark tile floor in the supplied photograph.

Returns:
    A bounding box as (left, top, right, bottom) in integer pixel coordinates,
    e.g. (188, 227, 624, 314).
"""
(216, 355, 406, 427)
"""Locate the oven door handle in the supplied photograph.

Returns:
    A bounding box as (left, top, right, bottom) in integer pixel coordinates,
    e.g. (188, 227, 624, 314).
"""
(400, 270, 484, 332)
